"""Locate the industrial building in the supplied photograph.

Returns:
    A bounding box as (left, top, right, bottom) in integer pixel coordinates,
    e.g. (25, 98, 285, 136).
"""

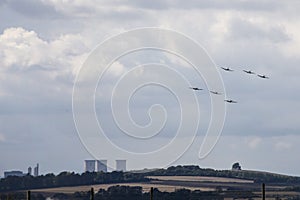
(4, 171, 25, 178)
(84, 160, 96, 172)
(33, 163, 39, 177)
(96, 160, 107, 172)
(3, 163, 39, 178)
(84, 159, 126, 172)
(28, 167, 32, 176)
(116, 160, 126, 172)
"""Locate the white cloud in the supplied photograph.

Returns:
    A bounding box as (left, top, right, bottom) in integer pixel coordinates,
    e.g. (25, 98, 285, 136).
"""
(271, 136, 293, 151)
(279, 20, 300, 58)
(107, 61, 126, 77)
(0, 27, 92, 116)
(246, 137, 262, 149)
(0, 27, 47, 68)
(227, 17, 290, 43)
(0, 27, 89, 76)
(274, 141, 292, 150)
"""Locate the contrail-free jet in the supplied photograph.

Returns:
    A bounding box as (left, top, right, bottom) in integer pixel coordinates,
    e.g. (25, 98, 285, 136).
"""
(224, 99, 237, 103)
(189, 87, 203, 91)
(243, 70, 255, 74)
(257, 74, 269, 79)
(221, 67, 234, 72)
(210, 91, 222, 95)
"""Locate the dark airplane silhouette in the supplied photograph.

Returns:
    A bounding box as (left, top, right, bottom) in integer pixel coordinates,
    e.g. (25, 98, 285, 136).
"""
(210, 91, 222, 95)
(224, 99, 237, 103)
(189, 87, 203, 91)
(257, 74, 269, 79)
(221, 67, 234, 72)
(243, 70, 255, 74)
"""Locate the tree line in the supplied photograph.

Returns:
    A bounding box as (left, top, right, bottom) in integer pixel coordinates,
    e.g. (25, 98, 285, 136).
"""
(0, 185, 258, 200)
(0, 171, 148, 192)
(1, 165, 300, 193)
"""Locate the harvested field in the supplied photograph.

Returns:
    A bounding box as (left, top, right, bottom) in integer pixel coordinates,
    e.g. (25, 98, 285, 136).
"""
(30, 175, 300, 200)
(32, 175, 255, 194)
(147, 176, 254, 183)
(32, 182, 213, 194)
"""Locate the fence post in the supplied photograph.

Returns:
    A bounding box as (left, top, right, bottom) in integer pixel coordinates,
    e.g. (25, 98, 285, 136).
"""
(262, 183, 265, 200)
(90, 187, 94, 200)
(150, 187, 153, 200)
(27, 190, 31, 200)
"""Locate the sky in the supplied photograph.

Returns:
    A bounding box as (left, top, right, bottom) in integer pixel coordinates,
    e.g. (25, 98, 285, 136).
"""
(0, 0, 300, 176)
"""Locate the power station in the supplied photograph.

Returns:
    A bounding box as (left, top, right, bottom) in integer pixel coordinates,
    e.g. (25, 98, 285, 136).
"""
(116, 160, 126, 172)
(96, 160, 107, 172)
(33, 163, 39, 176)
(84, 159, 126, 172)
(3, 163, 39, 178)
(84, 160, 96, 172)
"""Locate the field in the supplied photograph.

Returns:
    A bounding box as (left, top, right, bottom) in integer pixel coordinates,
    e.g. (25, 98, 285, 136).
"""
(32, 176, 253, 194)
(31, 175, 300, 200)
(29, 176, 284, 193)
(33, 176, 233, 193)
(147, 176, 254, 183)
(32, 182, 212, 194)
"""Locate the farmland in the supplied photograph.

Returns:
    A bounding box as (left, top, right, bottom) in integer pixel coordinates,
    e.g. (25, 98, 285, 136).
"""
(30, 175, 300, 199)
(2, 166, 300, 199)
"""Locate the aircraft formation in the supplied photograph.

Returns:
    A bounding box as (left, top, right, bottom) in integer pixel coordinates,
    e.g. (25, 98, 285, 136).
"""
(221, 67, 269, 79)
(189, 67, 270, 104)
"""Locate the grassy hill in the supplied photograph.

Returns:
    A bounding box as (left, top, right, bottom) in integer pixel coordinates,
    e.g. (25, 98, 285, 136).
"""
(144, 165, 300, 184)
(2, 166, 300, 199)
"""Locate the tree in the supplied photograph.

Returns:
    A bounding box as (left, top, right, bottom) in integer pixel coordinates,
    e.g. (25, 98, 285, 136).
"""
(232, 162, 242, 170)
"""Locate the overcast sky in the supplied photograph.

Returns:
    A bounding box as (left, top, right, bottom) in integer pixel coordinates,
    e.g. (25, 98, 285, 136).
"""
(0, 0, 300, 176)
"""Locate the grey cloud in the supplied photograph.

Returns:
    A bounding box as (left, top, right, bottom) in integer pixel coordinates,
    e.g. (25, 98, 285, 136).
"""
(108, 0, 284, 11)
(37, 0, 150, 21)
(227, 18, 291, 43)
(0, 0, 300, 175)
(0, 0, 7, 7)
(35, 0, 286, 19)
(5, 0, 63, 19)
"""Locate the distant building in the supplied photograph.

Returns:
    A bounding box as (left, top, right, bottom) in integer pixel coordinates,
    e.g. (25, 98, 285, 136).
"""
(96, 160, 107, 172)
(116, 160, 126, 172)
(34, 163, 39, 176)
(28, 167, 32, 175)
(85, 160, 96, 172)
(4, 171, 24, 178)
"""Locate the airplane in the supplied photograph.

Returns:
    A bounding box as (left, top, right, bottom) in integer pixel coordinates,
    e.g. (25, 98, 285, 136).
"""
(189, 87, 203, 91)
(257, 74, 269, 79)
(243, 70, 255, 74)
(221, 67, 234, 72)
(210, 91, 222, 95)
(224, 99, 237, 103)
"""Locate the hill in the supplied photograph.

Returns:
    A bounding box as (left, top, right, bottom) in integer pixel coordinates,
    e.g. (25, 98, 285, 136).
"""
(1, 165, 300, 193)
(144, 165, 300, 184)
(2, 166, 300, 199)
